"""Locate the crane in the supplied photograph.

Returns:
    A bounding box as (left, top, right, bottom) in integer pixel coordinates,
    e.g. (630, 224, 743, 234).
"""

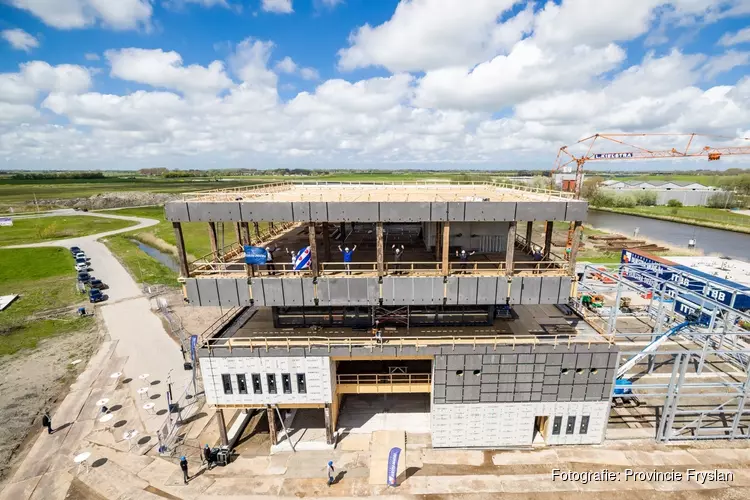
(553, 132, 750, 199)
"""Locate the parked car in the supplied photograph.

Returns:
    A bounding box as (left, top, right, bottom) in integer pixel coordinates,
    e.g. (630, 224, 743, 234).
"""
(89, 289, 107, 303)
(70, 246, 81, 255)
(75, 252, 88, 261)
(75, 262, 88, 272)
(77, 272, 91, 283)
(89, 278, 108, 290)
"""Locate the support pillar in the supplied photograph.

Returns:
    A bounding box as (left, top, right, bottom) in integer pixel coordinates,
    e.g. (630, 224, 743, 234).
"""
(441, 221, 450, 276)
(308, 222, 318, 277)
(505, 221, 516, 276)
(266, 406, 277, 446)
(525, 221, 533, 251)
(208, 222, 219, 260)
(253, 222, 261, 240)
(434, 222, 441, 260)
(217, 409, 229, 446)
(324, 403, 334, 445)
(340, 222, 346, 242)
(241, 222, 251, 246)
(172, 222, 190, 278)
(543, 221, 553, 259)
(234, 222, 242, 245)
(376, 222, 384, 277)
(568, 221, 582, 275)
(322, 222, 331, 261)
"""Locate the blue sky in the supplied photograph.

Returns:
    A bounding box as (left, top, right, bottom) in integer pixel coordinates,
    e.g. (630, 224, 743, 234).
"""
(1, 0, 750, 171)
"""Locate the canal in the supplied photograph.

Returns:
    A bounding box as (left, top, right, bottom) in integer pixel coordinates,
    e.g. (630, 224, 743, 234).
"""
(587, 210, 750, 261)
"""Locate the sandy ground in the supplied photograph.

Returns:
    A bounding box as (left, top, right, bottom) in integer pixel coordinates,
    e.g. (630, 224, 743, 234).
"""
(0, 324, 100, 488)
(161, 289, 227, 336)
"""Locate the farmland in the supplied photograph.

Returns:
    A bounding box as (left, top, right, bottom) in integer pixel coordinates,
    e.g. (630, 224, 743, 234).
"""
(0, 215, 137, 245)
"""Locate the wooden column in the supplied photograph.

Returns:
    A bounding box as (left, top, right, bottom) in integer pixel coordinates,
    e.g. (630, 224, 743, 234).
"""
(434, 222, 441, 260)
(266, 406, 277, 446)
(234, 222, 242, 245)
(172, 222, 190, 278)
(568, 221, 583, 275)
(543, 221, 553, 259)
(324, 403, 334, 445)
(308, 222, 318, 277)
(207, 222, 218, 260)
(340, 222, 346, 242)
(322, 222, 331, 261)
(525, 221, 533, 250)
(217, 409, 229, 446)
(376, 222, 384, 277)
(506, 221, 516, 276)
(253, 222, 261, 240)
(241, 222, 251, 246)
(441, 221, 450, 276)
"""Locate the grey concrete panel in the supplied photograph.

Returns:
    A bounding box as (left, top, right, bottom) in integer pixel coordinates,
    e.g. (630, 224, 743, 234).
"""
(261, 279, 285, 306)
(576, 353, 593, 369)
(164, 202, 189, 222)
(250, 279, 265, 306)
(196, 279, 220, 306)
(217, 279, 240, 307)
(435, 356, 447, 370)
(447, 202, 466, 221)
(464, 355, 482, 370)
(327, 202, 378, 222)
(508, 278, 522, 305)
(445, 277, 459, 305)
(476, 277, 498, 305)
(492, 277, 509, 304)
(480, 393, 497, 403)
(515, 202, 561, 222)
(446, 386, 463, 402)
(481, 373, 499, 384)
(291, 202, 311, 222)
(186, 202, 242, 222)
(379, 202, 430, 222)
(185, 279, 200, 305)
(518, 354, 535, 364)
(558, 385, 572, 400)
(464, 372, 480, 386)
(592, 353, 609, 367)
(329, 278, 350, 305)
(520, 277, 542, 305)
(572, 385, 587, 401)
(316, 279, 332, 305)
(301, 279, 316, 306)
(463, 386, 480, 402)
(540, 277, 561, 304)
(464, 202, 516, 221)
(434, 370, 447, 386)
(240, 202, 293, 222)
(562, 354, 577, 369)
(446, 355, 464, 370)
(348, 278, 370, 305)
(457, 277, 478, 305)
(434, 385, 446, 399)
(430, 202, 448, 221)
(367, 278, 380, 303)
(309, 202, 328, 221)
(237, 279, 251, 305)
(565, 201, 588, 222)
(281, 279, 304, 306)
(558, 277, 572, 303)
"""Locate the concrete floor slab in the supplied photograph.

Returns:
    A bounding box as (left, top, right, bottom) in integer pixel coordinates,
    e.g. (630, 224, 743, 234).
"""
(202, 477, 284, 496)
(136, 456, 214, 500)
(492, 449, 560, 466)
(337, 395, 430, 434)
(422, 449, 485, 466)
(88, 444, 154, 475)
(47, 419, 96, 473)
(369, 430, 405, 485)
(555, 449, 631, 466)
(0, 475, 41, 500)
(624, 450, 701, 466)
(338, 433, 371, 451)
(688, 448, 750, 465)
(28, 470, 73, 500)
(76, 458, 149, 500)
(207, 456, 272, 477)
(69, 341, 117, 392)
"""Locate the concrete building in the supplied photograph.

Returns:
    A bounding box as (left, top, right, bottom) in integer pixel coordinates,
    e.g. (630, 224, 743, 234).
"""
(601, 180, 723, 206)
(165, 181, 618, 449)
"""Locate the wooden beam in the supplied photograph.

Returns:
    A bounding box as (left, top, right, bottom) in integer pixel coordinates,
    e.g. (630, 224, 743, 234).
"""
(525, 221, 533, 250)
(340, 222, 346, 242)
(441, 221, 450, 276)
(208, 222, 218, 260)
(376, 222, 384, 277)
(234, 222, 242, 245)
(241, 222, 251, 246)
(266, 406, 277, 446)
(324, 403, 334, 445)
(217, 408, 229, 446)
(543, 221, 553, 258)
(506, 221, 516, 276)
(568, 221, 583, 275)
(308, 222, 318, 277)
(253, 222, 261, 240)
(434, 222, 441, 260)
(322, 222, 331, 261)
(172, 222, 190, 278)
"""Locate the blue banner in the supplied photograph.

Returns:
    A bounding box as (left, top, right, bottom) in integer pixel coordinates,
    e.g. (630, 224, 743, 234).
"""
(190, 335, 198, 361)
(244, 245, 268, 265)
(386, 447, 401, 486)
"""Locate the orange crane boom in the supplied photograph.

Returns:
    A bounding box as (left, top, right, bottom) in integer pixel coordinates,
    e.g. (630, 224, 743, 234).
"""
(553, 133, 750, 198)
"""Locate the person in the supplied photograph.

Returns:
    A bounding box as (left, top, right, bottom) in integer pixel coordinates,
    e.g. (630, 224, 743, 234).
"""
(338, 245, 357, 275)
(391, 244, 405, 274)
(265, 246, 279, 275)
(456, 249, 476, 274)
(327, 460, 335, 486)
(286, 248, 298, 274)
(533, 247, 543, 261)
(203, 444, 213, 470)
(180, 456, 189, 484)
(371, 320, 383, 344)
(42, 410, 53, 434)
(100, 405, 109, 415)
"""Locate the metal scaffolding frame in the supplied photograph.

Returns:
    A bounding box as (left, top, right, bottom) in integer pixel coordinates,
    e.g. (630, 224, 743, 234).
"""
(577, 262, 750, 441)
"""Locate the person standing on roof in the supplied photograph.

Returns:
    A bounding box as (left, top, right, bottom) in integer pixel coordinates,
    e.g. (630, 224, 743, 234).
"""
(265, 246, 279, 275)
(391, 244, 405, 274)
(338, 245, 357, 275)
(456, 249, 476, 274)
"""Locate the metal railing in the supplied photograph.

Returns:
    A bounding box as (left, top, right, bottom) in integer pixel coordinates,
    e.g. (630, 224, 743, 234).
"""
(336, 373, 431, 385)
(386, 261, 442, 275)
(514, 260, 569, 275)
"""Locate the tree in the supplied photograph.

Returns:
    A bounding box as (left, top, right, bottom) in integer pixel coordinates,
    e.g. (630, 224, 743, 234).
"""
(580, 176, 604, 200)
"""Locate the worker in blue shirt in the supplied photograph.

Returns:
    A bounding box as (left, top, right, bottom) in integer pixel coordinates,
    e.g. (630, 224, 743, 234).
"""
(338, 244, 357, 275)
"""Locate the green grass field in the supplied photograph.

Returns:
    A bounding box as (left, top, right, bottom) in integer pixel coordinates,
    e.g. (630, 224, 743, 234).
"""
(102, 234, 178, 287)
(1, 215, 137, 245)
(0, 317, 93, 356)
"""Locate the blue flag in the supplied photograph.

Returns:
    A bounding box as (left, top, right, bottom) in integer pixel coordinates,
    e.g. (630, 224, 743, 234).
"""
(386, 447, 401, 486)
(244, 246, 268, 265)
(190, 335, 198, 361)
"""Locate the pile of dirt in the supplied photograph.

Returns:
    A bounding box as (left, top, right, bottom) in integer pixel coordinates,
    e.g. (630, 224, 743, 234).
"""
(36, 191, 179, 210)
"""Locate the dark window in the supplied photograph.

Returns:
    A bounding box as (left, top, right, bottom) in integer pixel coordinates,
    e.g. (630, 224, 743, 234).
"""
(251, 374, 262, 394)
(221, 374, 232, 395)
(579, 415, 590, 435)
(552, 416, 562, 435)
(282, 373, 292, 394)
(297, 374, 307, 394)
(566, 416, 576, 435)
(267, 374, 277, 394)
(237, 374, 247, 394)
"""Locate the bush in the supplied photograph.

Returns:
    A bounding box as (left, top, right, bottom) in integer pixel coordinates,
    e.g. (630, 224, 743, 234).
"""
(706, 192, 742, 209)
(667, 199, 683, 207)
(613, 195, 636, 208)
(634, 191, 657, 206)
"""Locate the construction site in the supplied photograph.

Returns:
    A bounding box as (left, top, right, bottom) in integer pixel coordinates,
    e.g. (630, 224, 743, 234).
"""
(159, 179, 750, 453)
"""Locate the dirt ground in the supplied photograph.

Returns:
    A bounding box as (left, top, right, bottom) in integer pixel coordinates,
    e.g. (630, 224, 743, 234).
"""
(160, 289, 227, 336)
(0, 322, 101, 488)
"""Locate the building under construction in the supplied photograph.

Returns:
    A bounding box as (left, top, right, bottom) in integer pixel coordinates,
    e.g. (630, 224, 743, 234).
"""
(164, 181, 750, 449)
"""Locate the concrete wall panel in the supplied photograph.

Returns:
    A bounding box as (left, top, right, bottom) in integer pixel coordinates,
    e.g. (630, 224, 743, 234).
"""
(250, 279, 265, 306)
(327, 202, 378, 222)
(445, 277, 459, 305)
(380, 202, 430, 222)
(240, 202, 293, 222)
(508, 278, 523, 305)
(348, 278, 370, 305)
(447, 202, 466, 221)
(565, 201, 588, 222)
(464, 202, 516, 221)
(291, 202, 311, 222)
(261, 279, 285, 306)
(495, 277, 509, 303)
(185, 279, 200, 305)
(281, 279, 304, 306)
(476, 277, 498, 304)
(196, 279, 220, 306)
(558, 277, 572, 303)
(164, 202, 189, 222)
(189, 202, 242, 222)
(457, 277, 478, 305)
(217, 279, 240, 307)
(302, 279, 316, 306)
(515, 202, 561, 221)
(309, 202, 328, 221)
(430, 202, 448, 221)
(237, 279, 251, 305)
(520, 277, 542, 304)
(540, 277, 561, 304)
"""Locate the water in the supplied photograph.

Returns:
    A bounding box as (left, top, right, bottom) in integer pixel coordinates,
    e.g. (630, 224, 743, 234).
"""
(586, 210, 750, 261)
(133, 240, 180, 272)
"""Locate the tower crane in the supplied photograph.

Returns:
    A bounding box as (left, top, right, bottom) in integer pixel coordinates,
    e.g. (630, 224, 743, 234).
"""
(553, 132, 750, 199)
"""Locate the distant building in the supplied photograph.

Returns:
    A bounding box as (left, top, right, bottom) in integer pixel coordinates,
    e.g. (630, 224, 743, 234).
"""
(600, 180, 723, 206)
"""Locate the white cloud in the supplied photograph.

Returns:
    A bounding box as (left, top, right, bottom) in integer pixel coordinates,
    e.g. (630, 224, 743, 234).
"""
(229, 38, 278, 87)
(105, 48, 233, 95)
(2, 28, 40, 52)
(9, 0, 152, 30)
(20, 61, 93, 94)
(702, 50, 750, 79)
(274, 56, 297, 74)
(300, 67, 320, 81)
(719, 26, 750, 46)
(85, 53, 100, 61)
(262, 0, 293, 14)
